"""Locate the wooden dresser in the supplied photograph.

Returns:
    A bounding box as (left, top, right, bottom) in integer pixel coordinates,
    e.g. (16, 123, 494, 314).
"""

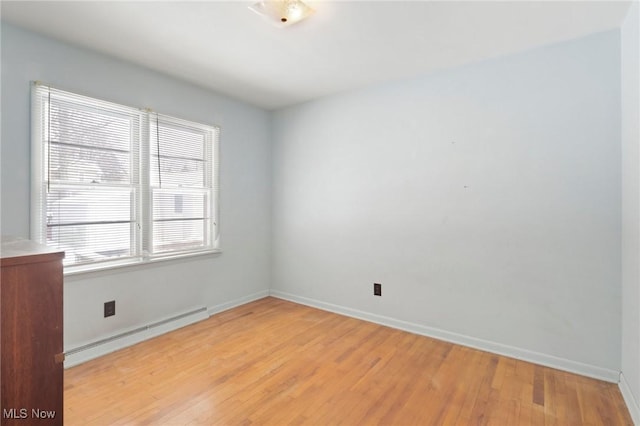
(1, 237, 64, 425)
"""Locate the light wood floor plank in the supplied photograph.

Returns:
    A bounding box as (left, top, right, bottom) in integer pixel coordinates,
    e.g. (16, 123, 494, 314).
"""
(64, 297, 633, 425)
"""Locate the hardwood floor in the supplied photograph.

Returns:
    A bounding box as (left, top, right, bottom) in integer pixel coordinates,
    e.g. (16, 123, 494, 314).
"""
(64, 297, 633, 425)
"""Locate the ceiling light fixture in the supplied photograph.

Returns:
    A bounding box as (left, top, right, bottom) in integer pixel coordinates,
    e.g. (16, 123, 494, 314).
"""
(249, 0, 315, 27)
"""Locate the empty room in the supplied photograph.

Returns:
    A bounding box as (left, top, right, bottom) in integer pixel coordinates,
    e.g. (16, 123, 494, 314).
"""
(1, 0, 639, 424)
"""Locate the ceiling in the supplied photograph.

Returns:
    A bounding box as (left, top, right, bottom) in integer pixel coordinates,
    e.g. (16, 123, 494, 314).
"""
(1, 1, 632, 110)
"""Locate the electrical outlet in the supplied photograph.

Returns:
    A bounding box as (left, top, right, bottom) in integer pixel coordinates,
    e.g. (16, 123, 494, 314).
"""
(104, 300, 116, 318)
(374, 283, 382, 296)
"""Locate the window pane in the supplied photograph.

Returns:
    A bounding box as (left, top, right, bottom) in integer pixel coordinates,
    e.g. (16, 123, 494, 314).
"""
(151, 189, 208, 254)
(152, 191, 207, 220)
(149, 118, 208, 189)
(46, 188, 132, 225)
(150, 122, 205, 160)
(152, 219, 206, 254)
(150, 156, 205, 188)
(50, 99, 133, 152)
(48, 222, 133, 266)
(148, 116, 215, 256)
(50, 142, 130, 184)
(46, 188, 133, 265)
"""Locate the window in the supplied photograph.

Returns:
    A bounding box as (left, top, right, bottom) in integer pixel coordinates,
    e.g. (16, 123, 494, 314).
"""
(31, 83, 220, 272)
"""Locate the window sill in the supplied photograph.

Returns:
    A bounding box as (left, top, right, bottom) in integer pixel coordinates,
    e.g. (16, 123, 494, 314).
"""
(63, 249, 222, 278)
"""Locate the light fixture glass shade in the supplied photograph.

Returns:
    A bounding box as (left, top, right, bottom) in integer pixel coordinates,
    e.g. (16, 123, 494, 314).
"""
(249, 0, 315, 27)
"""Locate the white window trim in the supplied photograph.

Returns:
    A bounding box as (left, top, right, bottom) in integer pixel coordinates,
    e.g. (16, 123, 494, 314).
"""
(30, 82, 221, 275)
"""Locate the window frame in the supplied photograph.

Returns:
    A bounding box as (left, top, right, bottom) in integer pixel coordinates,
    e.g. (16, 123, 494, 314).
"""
(31, 82, 221, 275)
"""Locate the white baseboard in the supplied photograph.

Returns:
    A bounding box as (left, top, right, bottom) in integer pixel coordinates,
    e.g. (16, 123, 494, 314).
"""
(620, 372, 640, 425)
(207, 290, 270, 316)
(64, 290, 269, 369)
(269, 289, 620, 383)
(64, 306, 210, 368)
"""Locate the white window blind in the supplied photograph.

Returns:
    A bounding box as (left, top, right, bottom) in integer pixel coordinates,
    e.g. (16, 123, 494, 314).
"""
(148, 114, 218, 256)
(31, 83, 220, 272)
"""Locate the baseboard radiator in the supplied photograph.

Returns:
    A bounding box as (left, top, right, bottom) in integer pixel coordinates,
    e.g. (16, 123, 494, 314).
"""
(64, 307, 209, 368)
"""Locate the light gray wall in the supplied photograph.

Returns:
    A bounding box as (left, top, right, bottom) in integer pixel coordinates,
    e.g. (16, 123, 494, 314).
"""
(622, 0, 640, 413)
(272, 31, 622, 371)
(1, 24, 272, 349)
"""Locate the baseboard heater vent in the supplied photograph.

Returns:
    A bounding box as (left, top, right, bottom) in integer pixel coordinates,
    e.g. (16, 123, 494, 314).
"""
(64, 307, 209, 368)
